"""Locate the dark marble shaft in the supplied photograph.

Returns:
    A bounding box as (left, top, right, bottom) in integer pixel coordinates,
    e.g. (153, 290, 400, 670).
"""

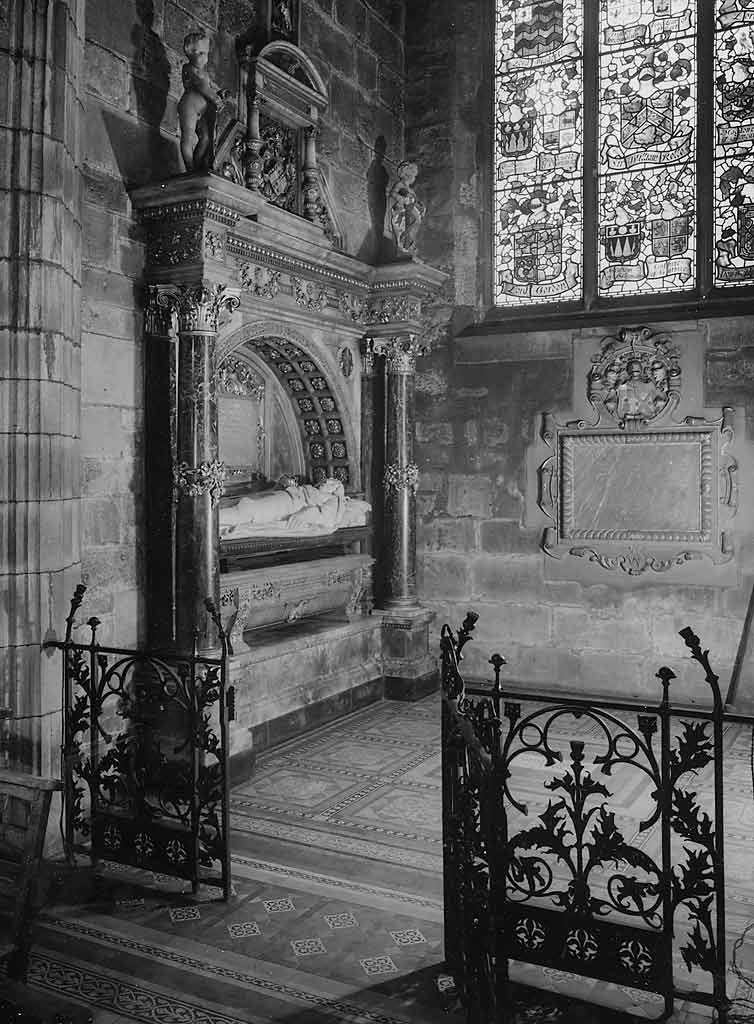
(384, 368, 418, 608)
(175, 331, 220, 651)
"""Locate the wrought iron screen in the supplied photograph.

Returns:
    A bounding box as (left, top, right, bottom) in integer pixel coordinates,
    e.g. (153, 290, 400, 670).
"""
(441, 611, 730, 1023)
(48, 586, 233, 899)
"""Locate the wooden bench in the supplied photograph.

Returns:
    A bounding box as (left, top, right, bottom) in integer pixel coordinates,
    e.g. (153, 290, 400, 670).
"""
(0, 769, 62, 982)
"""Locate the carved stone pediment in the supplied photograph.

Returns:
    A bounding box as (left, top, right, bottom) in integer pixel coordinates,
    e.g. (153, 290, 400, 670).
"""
(211, 40, 342, 244)
(526, 325, 740, 586)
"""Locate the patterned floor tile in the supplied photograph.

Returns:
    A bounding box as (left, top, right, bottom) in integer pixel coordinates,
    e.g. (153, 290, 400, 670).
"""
(390, 929, 427, 945)
(332, 784, 443, 838)
(233, 766, 360, 807)
(290, 938, 327, 956)
(168, 906, 201, 923)
(263, 897, 295, 913)
(227, 921, 261, 938)
(324, 912, 359, 929)
(360, 955, 399, 976)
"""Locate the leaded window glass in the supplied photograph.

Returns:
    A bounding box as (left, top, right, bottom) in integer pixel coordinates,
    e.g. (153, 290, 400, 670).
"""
(494, 0, 584, 304)
(714, 2, 754, 287)
(492, 0, 754, 310)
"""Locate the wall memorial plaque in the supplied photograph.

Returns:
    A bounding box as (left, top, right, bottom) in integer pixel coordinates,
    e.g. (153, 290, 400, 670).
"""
(527, 326, 739, 585)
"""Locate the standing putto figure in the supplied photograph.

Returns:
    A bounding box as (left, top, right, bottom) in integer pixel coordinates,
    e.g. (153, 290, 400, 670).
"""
(178, 30, 228, 173)
(388, 160, 425, 255)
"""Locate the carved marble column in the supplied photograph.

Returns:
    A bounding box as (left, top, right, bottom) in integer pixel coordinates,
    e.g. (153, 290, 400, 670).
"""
(143, 288, 178, 646)
(170, 285, 240, 651)
(0, 0, 85, 773)
(373, 335, 425, 610)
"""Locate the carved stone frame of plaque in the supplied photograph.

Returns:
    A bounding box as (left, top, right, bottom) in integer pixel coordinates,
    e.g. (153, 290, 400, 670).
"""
(526, 326, 739, 586)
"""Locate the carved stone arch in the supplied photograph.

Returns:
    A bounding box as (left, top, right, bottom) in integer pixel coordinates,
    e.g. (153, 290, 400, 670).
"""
(256, 41, 327, 102)
(217, 320, 359, 489)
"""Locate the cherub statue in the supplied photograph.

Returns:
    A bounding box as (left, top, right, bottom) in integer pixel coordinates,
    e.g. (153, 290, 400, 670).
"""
(178, 30, 229, 173)
(388, 160, 425, 255)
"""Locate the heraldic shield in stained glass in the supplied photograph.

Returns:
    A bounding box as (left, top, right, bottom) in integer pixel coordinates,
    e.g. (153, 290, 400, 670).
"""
(494, 0, 584, 305)
(598, 0, 697, 296)
(714, 0, 754, 286)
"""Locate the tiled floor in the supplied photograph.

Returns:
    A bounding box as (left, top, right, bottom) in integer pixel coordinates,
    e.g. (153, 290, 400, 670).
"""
(5, 694, 754, 1024)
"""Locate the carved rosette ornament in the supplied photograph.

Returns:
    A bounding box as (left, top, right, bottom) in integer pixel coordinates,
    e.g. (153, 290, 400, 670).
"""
(175, 459, 226, 507)
(383, 461, 420, 496)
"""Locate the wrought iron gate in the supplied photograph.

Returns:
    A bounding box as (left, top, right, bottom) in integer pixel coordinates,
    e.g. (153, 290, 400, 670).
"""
(441, 611, 738, 1023)
(49, 585, 233, 899)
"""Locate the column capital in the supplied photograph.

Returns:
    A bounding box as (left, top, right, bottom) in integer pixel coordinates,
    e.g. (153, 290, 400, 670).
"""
(371, 333, 428, 374)
(157, 283, 241, 336)
(144, 285, 176, 338)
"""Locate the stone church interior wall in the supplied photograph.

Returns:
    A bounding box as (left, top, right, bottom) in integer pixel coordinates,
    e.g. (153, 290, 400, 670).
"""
(414, 316, 754, 711)
(78, 0, 406, 647)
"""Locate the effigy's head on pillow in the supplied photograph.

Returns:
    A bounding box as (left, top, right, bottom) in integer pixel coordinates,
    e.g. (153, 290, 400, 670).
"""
(316, 477, 345, 497)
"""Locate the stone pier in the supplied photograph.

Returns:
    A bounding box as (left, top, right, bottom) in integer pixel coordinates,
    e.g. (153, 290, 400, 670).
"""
(0, 0, 85, 774)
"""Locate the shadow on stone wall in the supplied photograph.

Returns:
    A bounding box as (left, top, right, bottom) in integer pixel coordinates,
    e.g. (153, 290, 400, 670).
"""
(105, 0, 178, 185)
(357, 134, 390, 264)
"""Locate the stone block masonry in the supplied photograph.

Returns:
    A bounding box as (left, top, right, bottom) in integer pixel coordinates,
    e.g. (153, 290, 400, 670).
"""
(413, 316, 754, 711)
(0, 0, 85, 775)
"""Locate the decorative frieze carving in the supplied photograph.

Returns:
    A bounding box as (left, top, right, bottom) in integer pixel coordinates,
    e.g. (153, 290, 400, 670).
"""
(175, 459, 226, 506)
(291, 276, 327, 311)
(140, 199, 239, 228)
(383, 461, 420, 496)
(364, 295, 422, 325)
(373, 334, 428, 374)
(338, 290, 366, 322)
(147, 223, 203, 267)
(204, 230, 225, 261)
(239, 262, 280, 298)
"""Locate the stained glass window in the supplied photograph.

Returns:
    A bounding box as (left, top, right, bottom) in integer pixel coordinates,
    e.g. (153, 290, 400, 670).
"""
(714, 1, 754, 288)
(493, 0, 754, 309)
(597, 0, 696, 297)
(494, 0, 584, 305)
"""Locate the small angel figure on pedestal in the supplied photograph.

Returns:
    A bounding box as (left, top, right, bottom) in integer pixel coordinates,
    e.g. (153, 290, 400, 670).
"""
(178, 30, 229, 173)
(388, 160, 425, 256)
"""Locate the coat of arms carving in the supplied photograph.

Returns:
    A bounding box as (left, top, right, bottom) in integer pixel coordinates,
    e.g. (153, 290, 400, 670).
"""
(587, 326, 681, 428)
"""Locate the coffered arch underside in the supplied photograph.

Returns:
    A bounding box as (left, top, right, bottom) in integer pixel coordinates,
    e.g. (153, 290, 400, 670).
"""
(217, 320, 360, 489)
